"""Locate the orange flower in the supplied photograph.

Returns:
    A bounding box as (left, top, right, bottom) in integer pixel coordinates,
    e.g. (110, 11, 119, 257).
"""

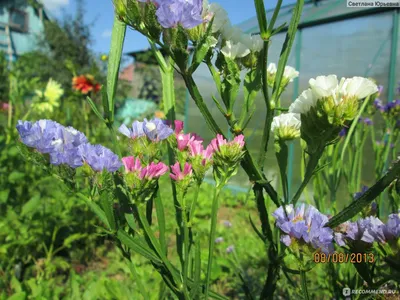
(72, 74, 101, 95)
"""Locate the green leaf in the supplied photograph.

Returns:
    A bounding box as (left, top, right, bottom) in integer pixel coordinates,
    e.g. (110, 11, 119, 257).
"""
(254, 0, 268, 37)
(116, 229, 162, 264)
(0, 189, 10, 203)
(249, 214, 265, 242)
(189, 238, 202, 299)
(77, 193, 109, 228)
(271, 0, 304, 103)
(8, 171, 25, 184)
(10, 276, 23, 293)
(327, 159, 400, 228)
(100, 192, 117, 231)
(154, 189, 167, 254)
(21, 196, 41, 216)
(7, 293, 26, 300)
(353, 261, 373, 286)
(86, 96, 105, 122)
(107, 15, 127, 123)
(63, 233, 87, 248)
(267, 0, 283, 33)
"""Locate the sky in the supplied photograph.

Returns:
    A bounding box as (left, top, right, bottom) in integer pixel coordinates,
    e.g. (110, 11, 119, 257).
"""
(42, 0, 295, 58)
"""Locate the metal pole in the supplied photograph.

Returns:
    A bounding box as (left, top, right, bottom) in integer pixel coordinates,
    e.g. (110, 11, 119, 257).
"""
(387, 9, 399, 103)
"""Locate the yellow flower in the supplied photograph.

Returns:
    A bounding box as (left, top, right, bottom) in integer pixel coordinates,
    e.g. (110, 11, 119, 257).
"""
(101, 54, 108, 61)
(44, 78, 64, 104)
(32, 79, 64, 114)
(154, 110, 165, 119)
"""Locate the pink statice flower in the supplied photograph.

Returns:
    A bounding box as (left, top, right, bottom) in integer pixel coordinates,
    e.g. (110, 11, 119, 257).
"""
(188, 141, 213, 165)
(140, 162, 168, 180)
(174, 120, 184, 134)
(0, 102, 9, 112)
(122, 156, 142, 173)
(170, 162, 193, 181)
(210, 134, 245, 185)
(176, 132, 203, 151)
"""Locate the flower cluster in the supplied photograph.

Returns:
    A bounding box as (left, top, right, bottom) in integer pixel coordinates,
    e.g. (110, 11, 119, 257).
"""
(267, 63, 299, 89)
(334, 212, 400, 246)
(289, 75, 378, 152)
(119, 118, 174, 141)
(272, 204, 334, 254)
(155, 0, 203, 29)
(16, 120, 121, 172)
(271, 113, 301, 142)
(122, 156, 168, 202)
(210, 134, 245, 186)
(72, 74, 101, 95)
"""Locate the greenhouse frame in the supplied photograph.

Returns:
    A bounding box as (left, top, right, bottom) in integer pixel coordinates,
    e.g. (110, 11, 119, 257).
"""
(184, 0, 400, 194)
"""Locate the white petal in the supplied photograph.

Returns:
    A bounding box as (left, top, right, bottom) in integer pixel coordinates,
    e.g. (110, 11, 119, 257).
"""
(289, 89, 317, 114)
(341, 77, 378, 99)
(284, 66, 299, 82)
(267, 63, 277, 74)
(309, 75, 338, 98)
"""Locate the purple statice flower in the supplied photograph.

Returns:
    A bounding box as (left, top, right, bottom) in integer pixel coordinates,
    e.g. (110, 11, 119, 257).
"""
(353, 186, 368, 200)
(155, 0, 203, 29)
(384, 211, 400, 240)
(339, 127, 347, 138)
(119, 121, 145, 139)
(223, 220, 232, 228)
(363, 118, 373, 126)
(373, 99, 384, 112)
(16, 120, 65, 154)
(378, 85, 384, 95)
(215, 237, 224, 244)
(143, 118, 174, 141)
(49, 126, 88, 168)
(384, 99, 400, 114)
(226, 245, 234, 253)
(78, 143, 121, 172)
(272, 204, 334, 254)
(346, 217, 386, 244)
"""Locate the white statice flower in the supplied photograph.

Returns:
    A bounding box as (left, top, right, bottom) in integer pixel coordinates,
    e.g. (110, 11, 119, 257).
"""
(206, 3, 229, 33)
(221, 23, 244, 42)
(267, 63, 299, 87)
(284, 66, 299, 82)
(239, 34, 263, 52)
(309, 75, 338, 98)
(288, 89, 317, 114)
(339, 76, 378, 99)
(271, 113, 301, 141)
(221, 40, 250, 59)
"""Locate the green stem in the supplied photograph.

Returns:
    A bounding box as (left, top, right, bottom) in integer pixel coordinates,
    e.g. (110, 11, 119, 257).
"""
(188, 183, 201, 221)
(258, 41, 274, 168)
(276, 142, 289, 203)
(292, 149, 324, 205)
(182, 210, 190, 300)
(205, 187, 222, 297)
(300, 269, 310, 300)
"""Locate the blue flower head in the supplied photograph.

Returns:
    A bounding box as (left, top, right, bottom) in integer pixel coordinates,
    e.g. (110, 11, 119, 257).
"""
(16, 120, 64, 154)
(143, 118, 173, 141)
(49, 126, 88, 168)
(272, 204, 334, 254)
(155, 0, 203, 29)
(118, 120, 145, 139)
(78, 143, 121, 172)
